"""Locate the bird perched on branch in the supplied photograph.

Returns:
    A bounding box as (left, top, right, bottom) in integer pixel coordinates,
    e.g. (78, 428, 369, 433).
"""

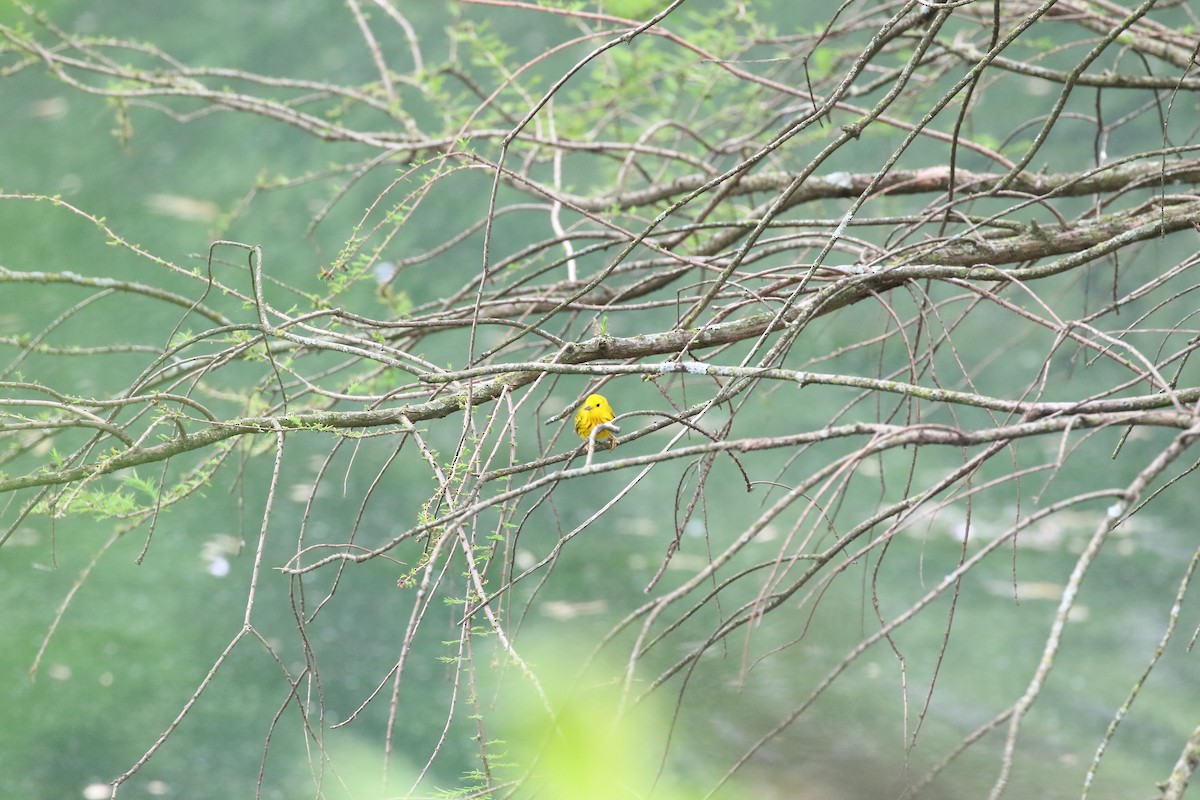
(574, 393, 617, 449)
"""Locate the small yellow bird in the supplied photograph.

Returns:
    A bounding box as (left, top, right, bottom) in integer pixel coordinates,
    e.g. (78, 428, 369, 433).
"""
(574, 393, 617, 448)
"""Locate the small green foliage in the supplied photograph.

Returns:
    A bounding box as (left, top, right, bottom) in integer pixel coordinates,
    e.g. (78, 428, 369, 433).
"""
(59, 487, 140, 519)
(808, 44, 836, 80)
(494, 646, 708, 800)
(380, 287, 413, 317)
(117, 470, 160, 502)
(105, 96, 133, 146)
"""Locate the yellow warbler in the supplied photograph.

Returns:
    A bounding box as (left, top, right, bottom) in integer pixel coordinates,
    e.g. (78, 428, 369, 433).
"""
(574, 393, 617, 448)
